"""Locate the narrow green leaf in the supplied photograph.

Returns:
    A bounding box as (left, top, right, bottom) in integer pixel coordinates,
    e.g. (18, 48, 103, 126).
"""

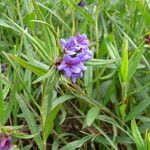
(0, 68, 4, 124)
(32, 67, 55, 84)
(125, 98, 150, 122)
(86, 59, 119, 68)
(43, 104, 62, 142)
(13, 132, 39, 139)
(120, 38, 128, 82)
(3, 74, 17, 124)
(84, 66, 93, 96)
(33, 1, 58, 60)
(0, 19, 19, 32)
(144, 131, 150, 150)
(128, 47, 144, 80)
(36, 1, 71, 30)
(16, 94, 43, 150)
(2, 16, 52, 62)
(84, 106, 100, 127)
(9, 54, 48, 76)
(96, 115, 134, 141)
(119, 104, 127, 120)
(52, 95, 75, 109)
(60, 136, 91, 150)
(131, 119, 144, 150)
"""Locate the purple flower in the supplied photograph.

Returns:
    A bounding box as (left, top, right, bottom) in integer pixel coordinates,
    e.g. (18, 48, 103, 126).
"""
(61, 38, 79, 55)
(75, 33, 90, 49)
(58, 54, 86, 82)
(78, 0, 85, 7)
(58, 33, 92, 83)
(61, 33, 90, 55)
(0, 134, 11, 150)
(145, 35, 150, 44)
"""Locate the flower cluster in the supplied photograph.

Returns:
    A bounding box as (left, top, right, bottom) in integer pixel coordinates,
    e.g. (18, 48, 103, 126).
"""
(58, 33, 92, 83)
(0, 134, 11, 150)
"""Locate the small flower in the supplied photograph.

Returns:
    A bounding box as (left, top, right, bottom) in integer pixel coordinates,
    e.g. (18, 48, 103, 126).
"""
(77, 51, 92, 62)
(75, 33, 90, 49)
(61, 38, 78, 55)
(60, 33, 90, 55)
(78, 0, 85, 7)
(58, 54, 86, 81)
(0, 134, 11, 150)
(1, 64, 8, 73)
(145, 35, 150, 44)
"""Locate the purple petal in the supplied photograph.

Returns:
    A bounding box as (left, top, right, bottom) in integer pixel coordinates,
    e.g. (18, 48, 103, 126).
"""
(75, 33, 90, 46)
(65, 45, 80, 54)
(60, 39, 66, 47)
(67, 37, 75, 45)
(77, 51, 92, 62)
(58, 62, 67, 70)
(84, 50, 92, 55)
(65, 50, 76, 55)
(70, 66, 81, 73)
(72, 57, 81, 65)
(82, 55, 92, 61)
(71, 72, 83, 83)
(64, 68, 71, 78)
(78, 0, 85, 7)
(79, 72, 83, 78)
(66, 37, 76, 49)
(63, 54, 72, 63)
(0, 136, 11, 150)
(72, 76, 77, 83)
(0, 138, 6, 147)
(79, 63, 87, 70)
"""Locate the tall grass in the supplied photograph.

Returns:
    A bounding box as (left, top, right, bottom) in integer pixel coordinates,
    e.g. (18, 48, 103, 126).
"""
(0, 0, 150, 149)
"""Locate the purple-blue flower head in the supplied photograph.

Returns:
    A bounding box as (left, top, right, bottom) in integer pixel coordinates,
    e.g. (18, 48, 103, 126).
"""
(58, 54, 86, 79)
(58, 33, 92, 83)
(0, 134, 11, 150)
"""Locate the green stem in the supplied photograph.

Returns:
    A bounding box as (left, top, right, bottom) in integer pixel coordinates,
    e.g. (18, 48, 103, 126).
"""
(16, 0, 24, 27)
(41, 80, 48, 148)
(0, 63, 4, 125)
(43, 142, 46, 150)
(95, 5, 100, 100)
(122, 82, 128, 103)
(71, 5, 75, 35)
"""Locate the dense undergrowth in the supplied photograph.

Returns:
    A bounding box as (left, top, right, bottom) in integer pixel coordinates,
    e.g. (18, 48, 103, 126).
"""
(0, 0, 150, 149)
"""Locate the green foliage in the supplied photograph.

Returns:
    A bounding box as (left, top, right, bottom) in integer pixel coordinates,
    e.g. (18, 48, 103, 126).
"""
(83, 106, 100, 127)
(131, 119, 145, 150)
(0, 0, 150, 149)
(60, 136, 91, 150)
(119, 38, 128, 83)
